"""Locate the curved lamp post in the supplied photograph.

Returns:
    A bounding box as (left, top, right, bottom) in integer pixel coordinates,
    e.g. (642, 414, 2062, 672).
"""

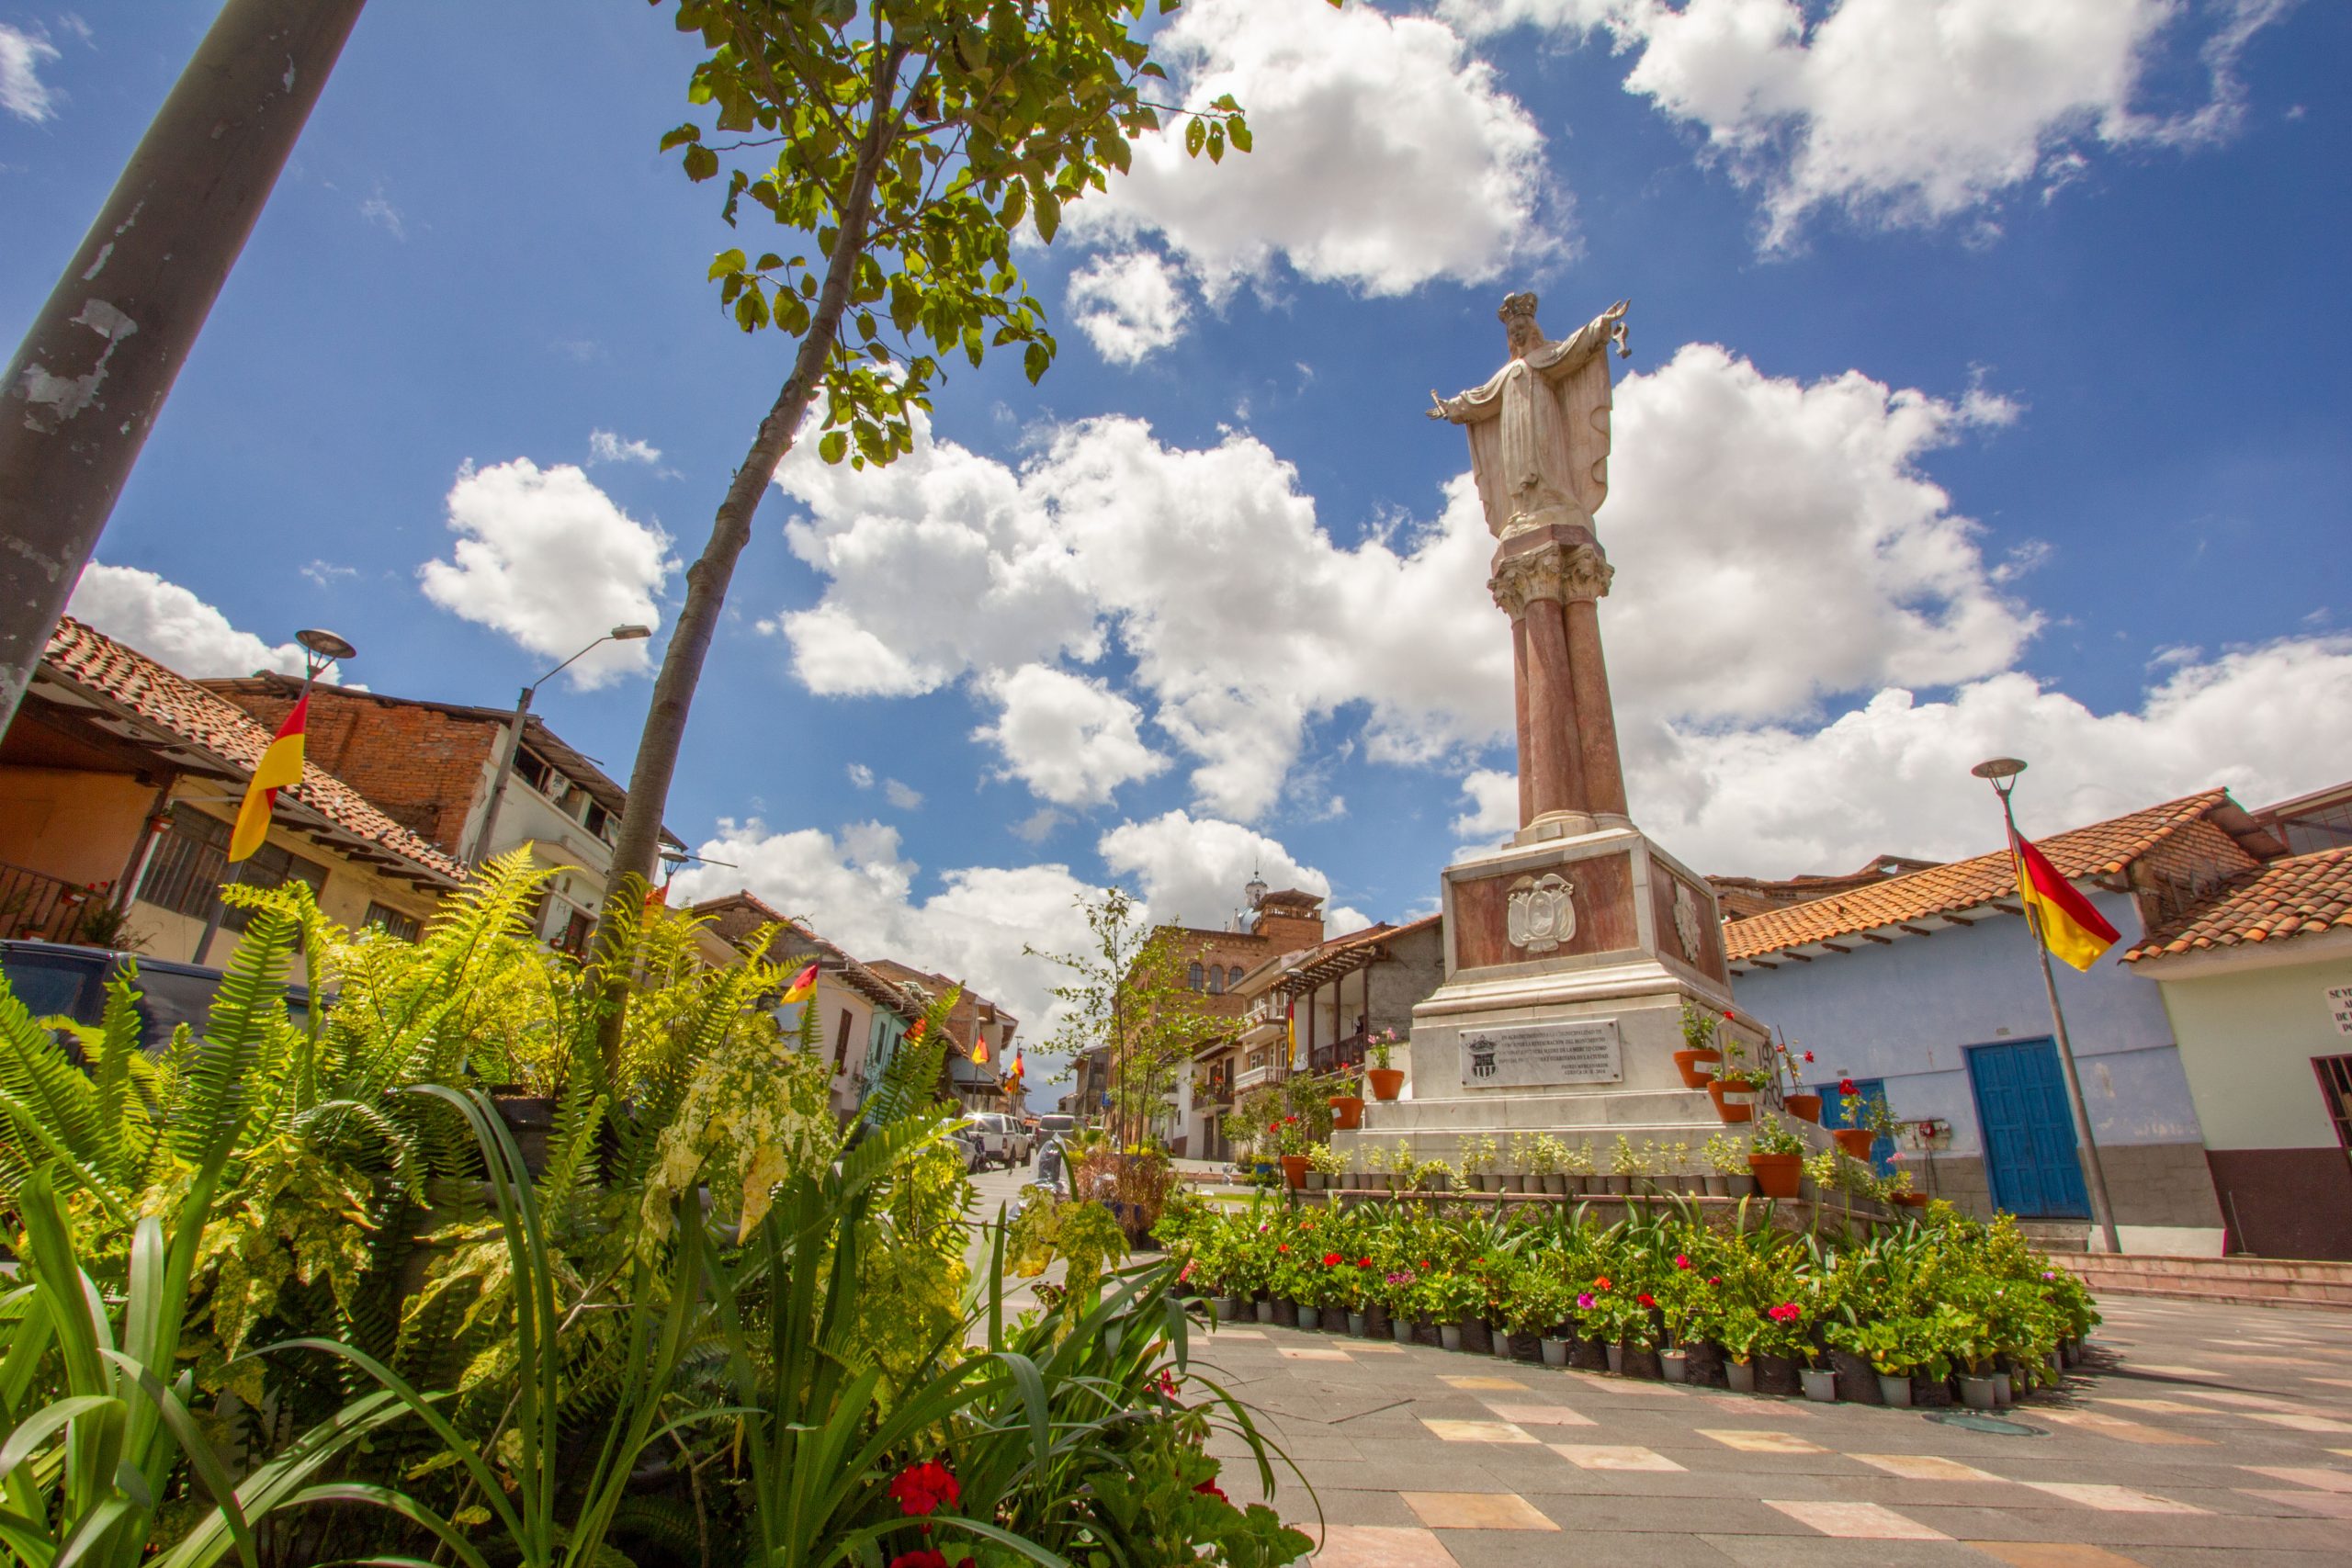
(466, 626, 650, 867)
(1972, 756, 2122, 1256)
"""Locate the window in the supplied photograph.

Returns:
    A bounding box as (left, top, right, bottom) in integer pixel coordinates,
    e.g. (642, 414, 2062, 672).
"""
(582, 800, 611, 839)
(363, 902, 422, 942)
(138, 805, 325, 931)
(513, 750, 555, 796)
(1187, 962, 1204, 990)
(2317, 1055, 2352, 1151)
(1206, 964, 1225, 995)
(549, 906, 594, 957)
(833, 1008, 854, 1068)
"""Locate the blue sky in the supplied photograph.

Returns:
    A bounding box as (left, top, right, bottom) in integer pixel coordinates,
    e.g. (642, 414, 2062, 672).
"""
(6, 1, 2347, 1084)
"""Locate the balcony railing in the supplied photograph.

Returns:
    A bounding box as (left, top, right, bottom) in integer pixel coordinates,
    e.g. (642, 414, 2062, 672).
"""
(1193, 1078, 1233, 1110)
(0, 862, 109, 945)
(1309, 1030, 1368, 1077)
(1233, 1060, 1278, 1093)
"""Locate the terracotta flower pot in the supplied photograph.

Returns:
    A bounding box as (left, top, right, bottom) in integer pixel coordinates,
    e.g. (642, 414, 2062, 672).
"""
(1894, 1191, 1928, 1209)
(1747, 1152, 1803, 1199)
(1831, 1128, 1875, 1159)
(1707, 1079, 1754, 1123)
(1367, 1067, 1405, 1101)
(1279, 1154, 1310, 1190)
(1671, 1048, 1722, 1089)
(1329, 1095, 1365, 1131)
(1782, 1092, 1823, 1124)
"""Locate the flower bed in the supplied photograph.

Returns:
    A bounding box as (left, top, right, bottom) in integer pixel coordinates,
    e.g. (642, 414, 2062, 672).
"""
(1159, 1193, 2098, 1406)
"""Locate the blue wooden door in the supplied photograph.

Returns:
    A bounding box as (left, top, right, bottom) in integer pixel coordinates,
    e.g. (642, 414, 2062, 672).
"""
(1966, 1040, 2090, 1218)
(1815, 1078, 1895, 1175)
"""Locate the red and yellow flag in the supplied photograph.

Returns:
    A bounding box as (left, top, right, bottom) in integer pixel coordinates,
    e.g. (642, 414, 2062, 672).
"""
(229, 696, 308, 862)
(972, 1034, 990, 1066)
(1010, 1048, 1023, 1079)
(781, 962, 819, 1005)
(2009, 827, 2120, 972)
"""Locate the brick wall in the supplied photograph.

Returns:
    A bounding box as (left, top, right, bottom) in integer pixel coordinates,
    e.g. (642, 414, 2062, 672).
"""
(209, 684, 500, 857)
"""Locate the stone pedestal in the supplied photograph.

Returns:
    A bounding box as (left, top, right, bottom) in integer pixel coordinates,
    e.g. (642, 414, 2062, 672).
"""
(1337, 825, 1805, 1165)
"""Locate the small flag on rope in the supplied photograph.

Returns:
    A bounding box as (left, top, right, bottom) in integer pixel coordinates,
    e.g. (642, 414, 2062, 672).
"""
(229, 695, 308, 862)
(2008, 827, 2120, 972)
(782, 962, 820, 1005)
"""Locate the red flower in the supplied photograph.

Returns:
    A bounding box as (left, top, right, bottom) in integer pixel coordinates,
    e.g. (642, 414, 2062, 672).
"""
(1674, 1254, 1691, 1269)
(1178, 1259, 1194, 1282)
(1802, 1050, 1815, 1064)
(1637, 1293, 1657, 1309)
(1592, 1275, 1611, 1291)
(1721, 1010, 1734, 1021)
(1277, 1244, 1290, 1254)
(1708, 1276, 1722, 1286)
(1323, 1252, 1343, 1267)
(1283, 1115, 1297, 1124)
(1158, 1369, 1181, 1396)
(1838, 1077, 1857, 1094)
(1767, 1303, 1803, 1324)
(889, 1552, 955, 1568)
(1194, 1479, 1229, 1504)
(1357, 1257, 1374, 1269)
(888, 1461, 959, 1517)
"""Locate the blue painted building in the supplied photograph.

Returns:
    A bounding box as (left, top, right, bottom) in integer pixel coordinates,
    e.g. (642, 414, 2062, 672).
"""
(1723, 790, 2284, 1255)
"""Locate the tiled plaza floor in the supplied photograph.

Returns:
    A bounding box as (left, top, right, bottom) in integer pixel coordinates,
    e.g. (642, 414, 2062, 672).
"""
(1193, 1294, 2352, 1567)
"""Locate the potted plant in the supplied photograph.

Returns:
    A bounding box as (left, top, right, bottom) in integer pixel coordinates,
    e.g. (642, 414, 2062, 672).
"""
(1460, 1133, 1499, 1193)
(1603, 1134, 1644, 1196)
(1560, 1139, 1596, 1195)
(1673, 1000, 1725, 1089)
(1702, 1132, 1747, 1197)
(1329, 1074, 1366, 1133)
(1830, 1079, 1877, 1159)
(1775, 1037, 1822, 1122)
(1707, 1036, 1760, 1122)
(1273, 1115, 1313, 1189)
(1365, 1028, 1407, 1101)
(1660, 1139, 1695, 1195)
(1306, 1141, 1344, 1191)
(1529, 1134, 1567, 1196)
(1747, 1117, 1805, 1199)
(1504, 1133, 1537, 1195)
(1385, 1269, 1420, 1343)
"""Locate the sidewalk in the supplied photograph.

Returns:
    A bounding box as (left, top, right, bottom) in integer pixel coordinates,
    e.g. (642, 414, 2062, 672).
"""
(1193, 1294, 2352, 1567)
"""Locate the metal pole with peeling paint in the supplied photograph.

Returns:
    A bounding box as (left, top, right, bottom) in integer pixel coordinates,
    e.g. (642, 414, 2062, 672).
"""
(0, 0, 368, 729)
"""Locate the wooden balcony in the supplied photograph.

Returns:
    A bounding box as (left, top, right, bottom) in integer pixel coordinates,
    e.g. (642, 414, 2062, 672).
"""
(0, 862, 108, 945)
(1308, 1030, 1368, 1077)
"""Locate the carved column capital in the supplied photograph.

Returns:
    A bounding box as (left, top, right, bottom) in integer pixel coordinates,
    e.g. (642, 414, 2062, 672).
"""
(1488, 535, 1612, 616)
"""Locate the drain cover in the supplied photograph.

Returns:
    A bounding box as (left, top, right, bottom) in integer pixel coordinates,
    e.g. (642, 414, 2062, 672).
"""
(1924, 1410, 2047, 1437)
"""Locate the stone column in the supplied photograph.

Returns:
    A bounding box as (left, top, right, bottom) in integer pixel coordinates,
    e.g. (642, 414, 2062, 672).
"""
(1561, 568, 1628, 823)
(1491, 526, 1607, 837)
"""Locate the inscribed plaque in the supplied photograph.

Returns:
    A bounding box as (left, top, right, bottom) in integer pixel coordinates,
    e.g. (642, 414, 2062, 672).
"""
(1459, 1019, 1623, 1089)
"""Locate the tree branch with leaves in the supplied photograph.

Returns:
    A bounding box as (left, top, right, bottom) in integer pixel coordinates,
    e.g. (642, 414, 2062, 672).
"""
(592, 0, 1291, 1067)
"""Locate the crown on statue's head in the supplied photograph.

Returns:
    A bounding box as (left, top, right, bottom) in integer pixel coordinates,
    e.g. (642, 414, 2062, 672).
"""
(1498, 291, 1540, 324)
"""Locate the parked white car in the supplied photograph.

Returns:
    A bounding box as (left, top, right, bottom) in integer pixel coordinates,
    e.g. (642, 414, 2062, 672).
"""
(957, 1113, 1032, 1168)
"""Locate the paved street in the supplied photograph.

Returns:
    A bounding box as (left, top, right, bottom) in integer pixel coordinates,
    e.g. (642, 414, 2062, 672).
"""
(965, 1154, 1047, 1314)
(1188, 1294, 2352, 1568)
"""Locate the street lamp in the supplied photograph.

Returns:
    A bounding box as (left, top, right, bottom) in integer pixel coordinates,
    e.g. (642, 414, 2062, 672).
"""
(466, 625, 651, 865)
(1971, 754, 2124, 1256)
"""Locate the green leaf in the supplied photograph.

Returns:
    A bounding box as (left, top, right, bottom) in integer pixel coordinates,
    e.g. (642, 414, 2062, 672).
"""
(1184, 116, 1206, 158)
(707, 248, 747, 282)
(999, 182, 1028, 230)
(658, 123, 702, 153)
(1035, 190, 1060, 243)
(1206, 124, 1225, 164)
(733, 288, 770, 333)
(1228, 117, 1252, 154)
(819, 431, 848, 465)
(1023, 342, 1051, 385)
(682, 143, 718, 182)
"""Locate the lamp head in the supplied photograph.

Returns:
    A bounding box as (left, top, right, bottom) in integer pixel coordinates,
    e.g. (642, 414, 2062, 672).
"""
(295, 627, 356, 663)
(611, 624, 652, 641)
(1970, 758, 2027, 782)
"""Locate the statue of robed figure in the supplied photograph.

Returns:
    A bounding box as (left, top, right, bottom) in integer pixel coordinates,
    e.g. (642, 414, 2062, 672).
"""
(1430, 295, 1629, 540)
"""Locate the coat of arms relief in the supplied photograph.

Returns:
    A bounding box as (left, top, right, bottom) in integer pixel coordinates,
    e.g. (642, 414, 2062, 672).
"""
(1673, 880, 1704, 964)
(1505, 872, 1576, 953)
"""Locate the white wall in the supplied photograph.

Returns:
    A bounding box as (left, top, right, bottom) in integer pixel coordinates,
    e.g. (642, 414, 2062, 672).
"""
(2154, 937, 2352, 1151)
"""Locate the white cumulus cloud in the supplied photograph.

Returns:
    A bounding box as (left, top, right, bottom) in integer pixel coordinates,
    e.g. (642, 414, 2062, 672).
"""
(1066, 251, 1192, 366)
(589, 429, 663, 466)
(67, 563, 313, 679)
(0, 24, 60, 122)
(1078, 0, 1557, 304)
(973, 664, 1169, 807)
(418, 457, 673, 688)
(1443, 0, 2291, 246)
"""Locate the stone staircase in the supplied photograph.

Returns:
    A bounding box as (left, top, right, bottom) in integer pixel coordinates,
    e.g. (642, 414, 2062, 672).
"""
(2052, 1252, 2352, 1311)
(1334, 1085, 1835, 1167)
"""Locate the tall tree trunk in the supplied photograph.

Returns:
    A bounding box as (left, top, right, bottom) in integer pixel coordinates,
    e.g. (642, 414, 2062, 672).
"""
(0, 0, 368, 729)
(590, 46, 907, 1072)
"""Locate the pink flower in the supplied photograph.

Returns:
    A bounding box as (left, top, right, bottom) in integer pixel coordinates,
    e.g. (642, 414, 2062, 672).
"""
(1674, 1254, 1691, 1269)
(1577, 1292, 1595, 1310)
(1767, 1303, 1803, 1324)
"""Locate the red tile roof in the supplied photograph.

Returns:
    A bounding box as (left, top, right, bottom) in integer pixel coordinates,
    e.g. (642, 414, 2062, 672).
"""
(1724, 791, 2232, 964)
(39, 617, 463, 885)
(2124, 846, 2352, 962)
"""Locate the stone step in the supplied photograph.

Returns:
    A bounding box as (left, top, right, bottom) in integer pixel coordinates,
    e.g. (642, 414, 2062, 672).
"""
(2052, 1253, 2352, 1312)
(1356, 1086, 1751, 1132)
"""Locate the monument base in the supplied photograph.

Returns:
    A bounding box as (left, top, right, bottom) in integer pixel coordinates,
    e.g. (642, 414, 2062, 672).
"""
(1335, 823, 1825, 1167)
